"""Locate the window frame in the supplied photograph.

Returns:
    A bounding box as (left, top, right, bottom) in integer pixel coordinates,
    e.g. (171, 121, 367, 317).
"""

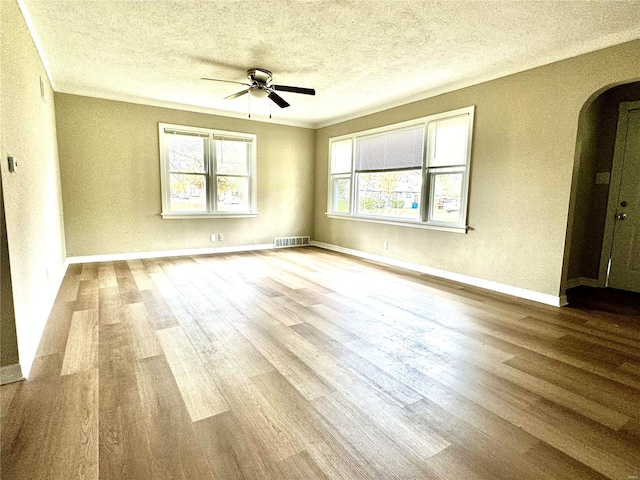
(327, 106, 474, 233)
(159, 123, 257, 219)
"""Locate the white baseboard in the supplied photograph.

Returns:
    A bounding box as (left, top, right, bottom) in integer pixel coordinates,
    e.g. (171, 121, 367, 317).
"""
(311, 241, 565, 307)
(67, 243, 276, 264)
(0, 363, 25, 385)
(564, 277, 602, 290)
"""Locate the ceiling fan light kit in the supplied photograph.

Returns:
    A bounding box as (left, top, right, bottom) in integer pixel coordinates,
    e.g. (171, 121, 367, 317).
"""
(202, 67, 315, 117)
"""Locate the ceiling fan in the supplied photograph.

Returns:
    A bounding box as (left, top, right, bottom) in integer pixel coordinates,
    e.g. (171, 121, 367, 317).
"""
(202, 68, 315, 108)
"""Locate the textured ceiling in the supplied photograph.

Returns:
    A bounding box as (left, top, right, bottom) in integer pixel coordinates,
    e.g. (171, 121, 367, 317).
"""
(19, 0, 640, 127)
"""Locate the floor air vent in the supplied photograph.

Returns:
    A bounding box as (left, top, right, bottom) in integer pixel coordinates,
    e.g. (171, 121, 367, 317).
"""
(274, 236, 310, 248)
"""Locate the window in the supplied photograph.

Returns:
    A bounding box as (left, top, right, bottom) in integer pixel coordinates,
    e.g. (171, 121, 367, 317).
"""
(159, 123, 257, 218)
(328, 106, 474, 232)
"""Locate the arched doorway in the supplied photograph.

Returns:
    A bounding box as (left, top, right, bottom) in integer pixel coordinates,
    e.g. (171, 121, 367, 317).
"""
(564, 81, 640, 303)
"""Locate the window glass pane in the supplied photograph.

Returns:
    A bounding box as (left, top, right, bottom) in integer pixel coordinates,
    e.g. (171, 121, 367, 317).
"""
(169, 174, 206, 211)
(428, 115, 469, 167)
(430, 172, 463, 223)
(216, 139, 249, 175)
(217, 176, 249, 211)
(168, 134, 206, 173)
(356, 170, 421, 219)
(331, 139, 352, 174)
(332, 177, 351, 213)
(355, 125, 424, 172)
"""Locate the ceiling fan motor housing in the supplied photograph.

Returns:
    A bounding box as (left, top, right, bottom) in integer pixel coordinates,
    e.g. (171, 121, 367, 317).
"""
(248, 68, 272, 85)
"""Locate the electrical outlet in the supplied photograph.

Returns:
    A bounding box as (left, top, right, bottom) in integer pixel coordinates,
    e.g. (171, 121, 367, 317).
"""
(383, 241, 388, 250)
(7, 156, 17, 173)
(218, 233, 224, 241)
(210, 234, 217, 242)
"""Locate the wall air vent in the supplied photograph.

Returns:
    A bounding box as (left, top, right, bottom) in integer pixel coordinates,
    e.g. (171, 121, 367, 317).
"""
(274, 236, 310, 248)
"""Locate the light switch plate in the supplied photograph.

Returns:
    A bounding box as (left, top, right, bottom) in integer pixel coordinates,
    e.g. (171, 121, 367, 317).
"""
(7, 156, 17, 173)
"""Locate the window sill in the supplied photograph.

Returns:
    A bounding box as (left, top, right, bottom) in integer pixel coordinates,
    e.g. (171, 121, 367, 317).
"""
(161, 212, 258, 219)
(325, 213, 468, 234)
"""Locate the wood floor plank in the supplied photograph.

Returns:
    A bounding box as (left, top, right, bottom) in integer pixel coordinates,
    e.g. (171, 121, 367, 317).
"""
(199, 346, 305, 463)
(79, 263, 98, 281)
(0, 381, 20, 425)
(60, 309, 99, 376)
(251, 369, 386, 480)
(521, 441, 611, 480)
(155, 261, 275, 378)
(1, 355, 64, 480)
(98, 322, 154, 480)
(114, 260, 133, 278)
(139, 288, 180, 330)
(291, 322, 424, 407)
(505, 354, 640, 419)
(1, 355, 98, 480)
(53, 369, 99, 479)
(122, 303, 163, 359)
(128, 261, 155, 291)
(194, 411, 276, 480)
(233, 320, 335, 400)
(254, 321, 450, 461)
(35, 301, 75, 356)
(74, 279, 99, 311)
(277, 450, 331, 480)
(56, 274, 80, 302)
(136, 355, 216, 479)
(310, 392, 441, 479)
(98, 285, 122, 311)
(407, 397, 554, 480)
(3, 248, 639, 480)
(419, 302, 640, 390)
(520, 398, 640, 479)
(251, 295, 307, 326)
(98, 263, 118, 288)
(117, 275, 143, 304)
(472, 356, 631, 429)
(304, 441, 372, 480)
(344, 339, 540, 452)
(99, 305, 124, 325)
(203, 308, 276, 377)
(156, 326, 229, 422)
(620, 361, 640, 376)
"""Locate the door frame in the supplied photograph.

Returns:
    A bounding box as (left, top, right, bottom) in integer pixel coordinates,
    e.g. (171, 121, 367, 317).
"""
(598, 100, 640, 285)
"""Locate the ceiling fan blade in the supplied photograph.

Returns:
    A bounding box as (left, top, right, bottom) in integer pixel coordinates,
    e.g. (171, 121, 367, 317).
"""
(268, 91, 290, 108)
(272, 85, 315, 96)
(201, 77, 250, 87)
(224, 89, 250, 100)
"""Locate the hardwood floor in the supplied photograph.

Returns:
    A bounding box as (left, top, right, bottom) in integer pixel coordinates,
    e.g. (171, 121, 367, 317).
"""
(2, 247, 639, 479)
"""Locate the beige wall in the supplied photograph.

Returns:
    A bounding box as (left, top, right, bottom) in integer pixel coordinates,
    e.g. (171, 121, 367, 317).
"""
(315, 40, 640, 297)
(55, 94, 315, 256)
(1, 0, 66, 374)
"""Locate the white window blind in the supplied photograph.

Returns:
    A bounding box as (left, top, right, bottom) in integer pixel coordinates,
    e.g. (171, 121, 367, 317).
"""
(355, 125, 425, 172)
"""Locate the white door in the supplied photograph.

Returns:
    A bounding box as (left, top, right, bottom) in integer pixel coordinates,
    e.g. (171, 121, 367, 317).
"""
(608, 105, 640, 293)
